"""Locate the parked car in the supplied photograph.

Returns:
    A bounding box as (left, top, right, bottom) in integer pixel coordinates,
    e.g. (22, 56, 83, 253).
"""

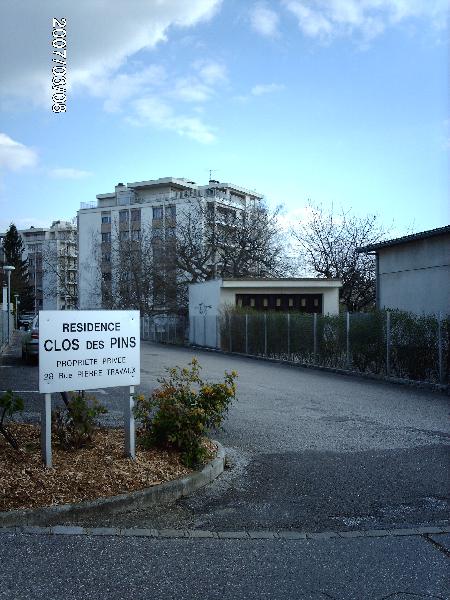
(22, 315, 39, 363)
(18, 312, 36, 330)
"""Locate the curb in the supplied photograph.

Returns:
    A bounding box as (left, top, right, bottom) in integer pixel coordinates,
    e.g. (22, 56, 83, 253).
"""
(0, 442, 225, 527)
(0, 525, 449, 542)
(186, 344, 449, 395)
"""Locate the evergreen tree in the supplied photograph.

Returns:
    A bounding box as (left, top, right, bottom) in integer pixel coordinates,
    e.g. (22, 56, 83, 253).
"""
(2, 224, 34, 312)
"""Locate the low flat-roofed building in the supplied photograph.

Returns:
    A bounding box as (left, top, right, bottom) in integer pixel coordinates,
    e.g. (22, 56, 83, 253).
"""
(357, 225, 450, 316)
(189, 277, 342, 347)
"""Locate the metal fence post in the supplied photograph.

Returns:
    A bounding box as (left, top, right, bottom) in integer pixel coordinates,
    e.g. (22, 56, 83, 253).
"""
(386, 310, 391, 376)
(216, 315, 219, 349)
(346, 312, 350, 368)
(245, 314, 248, 354)
(203, 314, 207, 347)
(438, 312, 444, 384)
(166, 316, 170, 344)
(264, 313, 267, 356)
(287, 313, 290, 358)
(228, 313, 232, 352)
(313, 313, 317, 363)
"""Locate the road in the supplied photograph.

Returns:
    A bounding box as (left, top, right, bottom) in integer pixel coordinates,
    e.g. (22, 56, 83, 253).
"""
(1, 339, 449, 599)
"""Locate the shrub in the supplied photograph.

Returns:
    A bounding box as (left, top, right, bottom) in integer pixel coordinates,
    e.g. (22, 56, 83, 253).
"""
(134, 358, 237, 467)
(53, 392, 107, 450)
(0, 390, 24, 450)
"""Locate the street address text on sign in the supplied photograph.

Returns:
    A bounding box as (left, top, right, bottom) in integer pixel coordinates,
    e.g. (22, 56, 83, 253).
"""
(39, 310, 140, 393)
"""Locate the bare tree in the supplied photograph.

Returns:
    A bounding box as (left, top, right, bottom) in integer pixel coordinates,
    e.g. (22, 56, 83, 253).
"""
(93, 220, 180, 315)
(175, 199, 290, 283)
(293, 203, 388, 311)
(87, 198, 290, 315)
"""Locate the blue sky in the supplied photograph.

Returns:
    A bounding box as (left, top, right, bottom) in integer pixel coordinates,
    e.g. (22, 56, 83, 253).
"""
(0, 0, 448, 235)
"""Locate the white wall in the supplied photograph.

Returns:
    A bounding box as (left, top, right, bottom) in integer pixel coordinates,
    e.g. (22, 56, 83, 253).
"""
(78, 209, 102, 309)
(379, 235, 450, 315)
(188, 279, 221, 346)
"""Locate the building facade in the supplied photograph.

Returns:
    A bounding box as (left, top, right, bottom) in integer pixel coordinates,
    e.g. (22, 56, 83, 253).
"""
(1, 220, 78, 312)
(357, 225, 450, 316)
(77, 177, 264, 311)
(188, 278, 342, 347)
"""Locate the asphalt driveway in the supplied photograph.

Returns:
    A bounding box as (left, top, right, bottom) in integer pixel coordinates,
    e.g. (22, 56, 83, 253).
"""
(1, 338, 449, 599)
(3, 339, 448, 532)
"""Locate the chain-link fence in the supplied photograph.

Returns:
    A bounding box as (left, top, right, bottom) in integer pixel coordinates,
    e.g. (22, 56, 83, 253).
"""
(188, 310, 448, 385)
(141, 314, 188, 345)
(140, 310, 449, 385)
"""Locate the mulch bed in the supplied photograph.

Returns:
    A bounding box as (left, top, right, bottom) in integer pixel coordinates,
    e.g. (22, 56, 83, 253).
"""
(0, 424, 216, 512)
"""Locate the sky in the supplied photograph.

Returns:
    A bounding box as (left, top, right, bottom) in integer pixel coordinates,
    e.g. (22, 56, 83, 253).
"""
(0, 0, 448, 236)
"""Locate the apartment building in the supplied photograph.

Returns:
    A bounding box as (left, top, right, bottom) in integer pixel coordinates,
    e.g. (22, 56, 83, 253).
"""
(77, 177, 264, 310)
(1, 220, 78, 312)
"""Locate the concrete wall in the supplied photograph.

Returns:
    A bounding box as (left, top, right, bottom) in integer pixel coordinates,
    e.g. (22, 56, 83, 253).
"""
(188, 280, 221, 347)
(78, 209, 102, 309)
(378, 234, 450, 315)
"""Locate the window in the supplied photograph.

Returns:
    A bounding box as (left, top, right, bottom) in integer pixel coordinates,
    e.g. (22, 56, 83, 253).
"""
(119, 230, 129, 241)
(131, 209, 141, 222)
(131, 230, 140, 241)
(119, 210, 129, 223)
(250, 298, 255, 307)
(301, 298, 306, 307)
(288, 298, 294, 307)
(166, 227, 176, 238)
(263, 298, 268, 307)
(101, 213, 111, 224)
(102, 253, 111, 262)
(237, 298, 243, 307)
(314, 298, 319, 307)
(153, 206, 163, 219)
(166, 205, 176, 219)
(276, 298, 281, 307)
(101, 232, 111, 243)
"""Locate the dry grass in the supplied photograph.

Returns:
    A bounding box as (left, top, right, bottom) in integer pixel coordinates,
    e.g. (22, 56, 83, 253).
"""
(0, 424, 216, 512)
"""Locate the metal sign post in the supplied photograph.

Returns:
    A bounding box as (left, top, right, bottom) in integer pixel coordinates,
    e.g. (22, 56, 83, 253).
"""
(41, 394, 52, 467)
(124, 385, 135, 459)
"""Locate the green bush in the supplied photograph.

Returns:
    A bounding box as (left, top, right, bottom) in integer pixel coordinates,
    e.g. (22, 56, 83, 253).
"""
(0, 390, 24, 450)
(134, 358, 237, 467)
(218, 307, 448, 383)
(53, 392, 107, 450)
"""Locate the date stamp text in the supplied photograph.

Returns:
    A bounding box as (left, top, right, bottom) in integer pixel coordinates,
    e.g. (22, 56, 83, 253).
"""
(51, 18, 67, 113)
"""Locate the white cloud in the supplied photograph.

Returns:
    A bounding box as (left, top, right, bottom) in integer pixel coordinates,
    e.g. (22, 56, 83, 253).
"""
(0, 1, 223, 145)
(194, 60, 228, 85)
(0, 134, 37, 171)
(99, 66, 166, 113)
(250, 2, 280, 37)
(277, 206, 316, 231)
(0, 0, 222, 106)
(49, 168, 92, 179)
(171, 60, 228, 103)
(282, 0, 449, 42)
(251, 83, 285, 96)
(129, 97, 216, 144)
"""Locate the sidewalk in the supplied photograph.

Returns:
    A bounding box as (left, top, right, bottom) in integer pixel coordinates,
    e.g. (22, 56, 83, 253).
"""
(0, 329, 24, 362)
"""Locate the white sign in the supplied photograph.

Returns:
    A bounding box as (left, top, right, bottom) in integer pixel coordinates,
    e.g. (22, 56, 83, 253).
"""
(39, 310, 140, 393)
